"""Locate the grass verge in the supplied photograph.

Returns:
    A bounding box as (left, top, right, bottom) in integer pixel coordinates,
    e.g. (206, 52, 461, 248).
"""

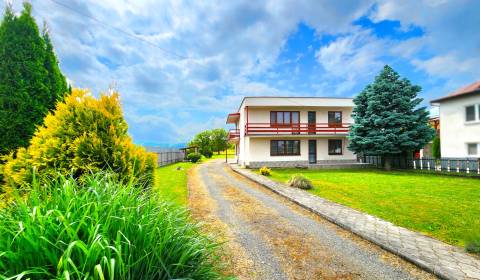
(0, 173, 227, 279)
(154, 161, 194, 205)
(266, 168, 480, 247)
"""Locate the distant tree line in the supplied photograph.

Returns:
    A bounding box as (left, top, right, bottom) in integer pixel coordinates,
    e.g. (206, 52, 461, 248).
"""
(189, 128, 231, 158)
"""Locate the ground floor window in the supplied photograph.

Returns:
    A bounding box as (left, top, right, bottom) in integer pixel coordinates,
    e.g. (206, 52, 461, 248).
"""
(271, 140, 300, 156)
(328, 139, 343, 155)
(467, 143, 478, 156)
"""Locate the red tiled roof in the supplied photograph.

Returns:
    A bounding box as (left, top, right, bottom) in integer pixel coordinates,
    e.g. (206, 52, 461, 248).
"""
(431, 81, 480, 103)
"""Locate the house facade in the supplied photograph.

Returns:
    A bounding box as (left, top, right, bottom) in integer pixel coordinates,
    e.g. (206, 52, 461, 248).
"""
(431, 81, 480, 158)
(226, 97, 357, 168)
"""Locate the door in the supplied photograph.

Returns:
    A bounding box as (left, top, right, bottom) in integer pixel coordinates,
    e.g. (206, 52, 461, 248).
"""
(308, 111, 316, 135)
(308, 140, 317, 164)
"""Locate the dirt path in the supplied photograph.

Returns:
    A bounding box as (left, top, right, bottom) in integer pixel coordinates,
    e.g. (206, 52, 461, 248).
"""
(188, 160, 436, 280)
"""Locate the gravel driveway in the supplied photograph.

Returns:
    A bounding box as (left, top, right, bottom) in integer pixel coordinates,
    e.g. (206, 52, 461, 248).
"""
(189, 160, 436, 280)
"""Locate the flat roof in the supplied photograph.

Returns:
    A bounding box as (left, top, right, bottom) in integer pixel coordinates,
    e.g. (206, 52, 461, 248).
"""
(431, 81, 480, 104)
(235, 96, 354, 112)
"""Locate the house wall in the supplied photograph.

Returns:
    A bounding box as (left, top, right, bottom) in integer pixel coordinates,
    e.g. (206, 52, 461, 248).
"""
(439, 94, 480, 157)
(245, 137, 356, 167)
(234, 98, 355, 167)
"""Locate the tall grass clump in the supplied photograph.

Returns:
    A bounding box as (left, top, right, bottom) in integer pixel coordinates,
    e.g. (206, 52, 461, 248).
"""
(0, 174, 226, 279)
(465, 232, 480, 255)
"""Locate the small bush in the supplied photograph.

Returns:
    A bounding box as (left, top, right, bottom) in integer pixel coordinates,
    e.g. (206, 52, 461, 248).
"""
(0, 174, 226, 279)
(288, 174, 313, 190)
(465, 232, 480, 255)
(2, 89, 156, 191)
(432, 136, 441, 159)
(203, 149, 213, 158)
(187, 152, 202, 163)
(259, 166, 272, 176)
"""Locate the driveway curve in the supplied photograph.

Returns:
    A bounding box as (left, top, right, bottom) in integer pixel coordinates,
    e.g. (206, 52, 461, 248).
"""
(188, 160, 436, 280)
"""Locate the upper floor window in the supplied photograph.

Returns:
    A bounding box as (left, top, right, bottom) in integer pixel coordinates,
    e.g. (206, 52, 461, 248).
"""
(328, 111, 342, 127)
(466, 105, 476, 122)
(270, 111, 299, 127)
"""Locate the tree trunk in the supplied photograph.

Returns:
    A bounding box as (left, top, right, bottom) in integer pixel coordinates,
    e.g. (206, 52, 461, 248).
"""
(384, 156, 392, 171)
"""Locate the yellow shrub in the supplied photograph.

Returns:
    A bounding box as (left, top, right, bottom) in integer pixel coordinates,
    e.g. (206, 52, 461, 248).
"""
(259, 166, 272, 176)
(2, 89, 156, 190)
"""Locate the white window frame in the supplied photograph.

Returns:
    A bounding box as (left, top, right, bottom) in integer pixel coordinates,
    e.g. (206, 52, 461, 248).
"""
(467, 143, 479, 156)
(465, 104, 480, 123)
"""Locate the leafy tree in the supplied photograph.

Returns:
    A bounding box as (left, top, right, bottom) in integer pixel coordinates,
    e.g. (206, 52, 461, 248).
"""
(190, 130, 213, 157)
(348, 65, 435, 170)
(432, 135, 441, 159)
(0, 3, 68, 155)
(2, 89, 157, 191)
(211, 128, 228, 154)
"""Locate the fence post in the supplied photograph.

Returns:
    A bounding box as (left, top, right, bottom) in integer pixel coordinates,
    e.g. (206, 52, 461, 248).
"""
(427, 161, 430, 170)
(420, 159, 423, 170)
(466, 160, 470, 174)
(457, 160, 460, 173)
(413, 160, 416, 169)
(447, 160, 450, 172)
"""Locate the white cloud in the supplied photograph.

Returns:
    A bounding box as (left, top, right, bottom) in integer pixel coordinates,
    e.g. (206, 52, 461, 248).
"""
(315, 29, 385, 79)
(5, 0, 478, 144)
(370, 0, 480, 80)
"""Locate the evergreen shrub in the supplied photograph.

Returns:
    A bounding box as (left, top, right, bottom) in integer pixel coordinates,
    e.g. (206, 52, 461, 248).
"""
(2, 89, 156, 191)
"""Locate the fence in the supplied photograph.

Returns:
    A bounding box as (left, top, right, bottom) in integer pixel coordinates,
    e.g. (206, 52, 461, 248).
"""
(363, 155, 480, 175)
(148, 148, 185, 167)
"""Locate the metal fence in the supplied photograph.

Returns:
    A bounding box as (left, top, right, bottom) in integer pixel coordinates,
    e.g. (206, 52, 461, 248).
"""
(147, 148, 185, 167)
(363, 155, 480, 175)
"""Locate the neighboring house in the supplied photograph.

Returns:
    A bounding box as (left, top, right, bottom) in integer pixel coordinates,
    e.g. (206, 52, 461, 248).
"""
(226, 97, 357, 168)
(431, 81, 480, 158)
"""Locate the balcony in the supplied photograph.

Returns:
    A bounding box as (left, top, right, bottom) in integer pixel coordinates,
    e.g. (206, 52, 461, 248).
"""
(228, 129, 240, 142)
(245, 123, 350, 136)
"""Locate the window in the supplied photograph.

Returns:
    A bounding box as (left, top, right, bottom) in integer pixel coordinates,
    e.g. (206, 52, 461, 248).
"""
(328, 111, 342, 127)
(270, 140, 300, 156)
(466, 105, 476, 122)
(328, 139, 343, 155)
(467, 143, 478, 156)
(270, 111, 300, 127)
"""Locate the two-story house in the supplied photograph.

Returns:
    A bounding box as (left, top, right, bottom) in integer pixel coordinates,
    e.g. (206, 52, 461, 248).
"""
(431, 81, 480, 158)
(226, 97, 357, 168)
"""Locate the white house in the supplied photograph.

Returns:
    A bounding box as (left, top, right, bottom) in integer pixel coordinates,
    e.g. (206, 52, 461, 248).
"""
(431, 81, 480, 158)
(226, 97, 358, 168)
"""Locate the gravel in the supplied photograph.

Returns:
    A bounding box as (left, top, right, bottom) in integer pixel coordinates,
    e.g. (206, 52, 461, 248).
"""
(196, 160, 435, 280)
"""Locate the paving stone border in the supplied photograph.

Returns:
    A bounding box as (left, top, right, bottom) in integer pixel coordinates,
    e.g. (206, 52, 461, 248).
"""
(230, 164, 480, 280)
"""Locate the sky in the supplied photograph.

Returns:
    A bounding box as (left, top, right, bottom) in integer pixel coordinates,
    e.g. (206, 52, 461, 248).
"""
(6, 0, 480, 147)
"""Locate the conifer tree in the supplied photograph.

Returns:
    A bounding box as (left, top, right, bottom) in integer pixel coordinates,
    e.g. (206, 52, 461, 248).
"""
(43, 26, 68, 102)
(0, 3, 67, 155)
(348, 65, 435, 170)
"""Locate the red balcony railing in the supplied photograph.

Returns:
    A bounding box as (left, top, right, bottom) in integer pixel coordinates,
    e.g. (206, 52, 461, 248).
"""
(228, 129, 240, 140)
(245, 122, 350, 135)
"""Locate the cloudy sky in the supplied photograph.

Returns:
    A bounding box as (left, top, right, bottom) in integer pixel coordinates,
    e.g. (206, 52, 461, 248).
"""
(7, 0, 480, 146)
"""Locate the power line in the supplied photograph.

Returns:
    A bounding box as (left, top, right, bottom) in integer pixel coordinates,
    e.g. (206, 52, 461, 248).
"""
(47, 0, 191, 60)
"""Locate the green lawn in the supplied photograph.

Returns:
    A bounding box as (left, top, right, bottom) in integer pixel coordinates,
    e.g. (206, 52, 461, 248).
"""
(154, 162, 194, 205)
(267, 168, 480, 247)
(210, 149, 235, 160)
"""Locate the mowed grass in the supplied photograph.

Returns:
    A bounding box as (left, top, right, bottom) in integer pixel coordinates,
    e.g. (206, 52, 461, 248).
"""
(267, 168, 480, 246)
(210, 149, 235, 160)
(154, 161, 194, 205)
